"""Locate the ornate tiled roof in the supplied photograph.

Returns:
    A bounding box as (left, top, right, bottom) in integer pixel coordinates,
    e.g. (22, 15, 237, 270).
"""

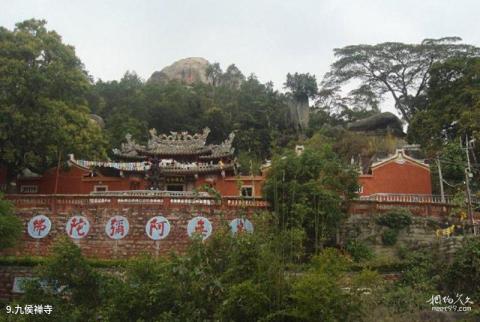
(112, 134, 145, 160)
(113, 128, 235, 158)
(140, 127, 210, 156)
(199, 132, 235, 160)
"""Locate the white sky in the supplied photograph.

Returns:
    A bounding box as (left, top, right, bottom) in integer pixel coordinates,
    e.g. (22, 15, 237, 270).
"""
(2, 0, 480, 114)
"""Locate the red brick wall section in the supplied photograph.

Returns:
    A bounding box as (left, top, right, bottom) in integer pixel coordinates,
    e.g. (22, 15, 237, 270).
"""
(359, 160, 432, 196)
(0, 204, 259, 260)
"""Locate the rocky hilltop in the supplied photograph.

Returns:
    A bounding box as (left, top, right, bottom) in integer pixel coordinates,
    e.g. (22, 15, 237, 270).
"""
(149, 57, 210, 85)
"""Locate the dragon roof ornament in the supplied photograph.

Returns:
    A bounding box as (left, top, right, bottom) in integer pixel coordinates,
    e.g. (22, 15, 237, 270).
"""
(147, 127, 211, 150)
(112, 133, 145, 157)
(204, 132, 235, 158)
(113, 128, 235, 157)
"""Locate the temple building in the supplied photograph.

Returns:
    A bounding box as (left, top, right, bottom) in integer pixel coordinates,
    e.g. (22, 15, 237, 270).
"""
(358, 149, 432, 196)
(15, 128, 264, 197)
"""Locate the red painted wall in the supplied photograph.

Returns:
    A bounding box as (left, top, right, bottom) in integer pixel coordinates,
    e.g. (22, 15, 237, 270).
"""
(17, 164, 265, 197)
(18, 165, 147, 194)
(358, 160, 432, 195)
(195, 175, 264, 197)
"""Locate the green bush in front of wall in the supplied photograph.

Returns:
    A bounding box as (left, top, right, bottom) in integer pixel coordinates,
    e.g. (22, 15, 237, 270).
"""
(376, 209, 413, 246)
(376, 208, 412, 230)
(381, 229, 399, 246)
(346, 240, 374, 262)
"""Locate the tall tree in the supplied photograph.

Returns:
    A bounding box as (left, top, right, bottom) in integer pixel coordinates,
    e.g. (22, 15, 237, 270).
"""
(263, 147, 358, 253)
(284, 72, 318, 102)
(89, 71, 148, 148)
(221, 64, 245, 89)
(408, 57, 480, 152)
(206, 62, 223, 87)
(0, 19, 107, 178)
(323, 38, 480, 122)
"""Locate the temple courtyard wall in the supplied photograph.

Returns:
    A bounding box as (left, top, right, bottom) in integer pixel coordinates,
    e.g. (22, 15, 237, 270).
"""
(0, 195, 267, 259)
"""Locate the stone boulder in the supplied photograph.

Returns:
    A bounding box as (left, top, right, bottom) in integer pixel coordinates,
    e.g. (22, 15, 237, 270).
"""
(347, 112, 404, 136)
(149, 57, 210, 85)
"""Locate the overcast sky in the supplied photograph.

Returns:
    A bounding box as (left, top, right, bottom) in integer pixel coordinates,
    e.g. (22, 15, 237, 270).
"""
(2, 0, 480, 113)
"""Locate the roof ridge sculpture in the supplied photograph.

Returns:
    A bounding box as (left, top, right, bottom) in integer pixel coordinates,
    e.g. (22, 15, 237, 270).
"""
(201, 132, 235, 159)
(112, 133, 145, 158)
(148, 127, 210, 148)
(113, 127, 236, 157)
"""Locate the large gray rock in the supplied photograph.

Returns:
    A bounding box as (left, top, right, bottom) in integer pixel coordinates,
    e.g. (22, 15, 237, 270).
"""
(347, 112, 404, 136)
(288, 98, 310, 131)
(149, 57, 210, 85)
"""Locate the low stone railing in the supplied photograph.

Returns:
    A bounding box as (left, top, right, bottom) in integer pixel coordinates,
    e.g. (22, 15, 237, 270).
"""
(5, 194, 269, 209)
(359, 193, 479, 205)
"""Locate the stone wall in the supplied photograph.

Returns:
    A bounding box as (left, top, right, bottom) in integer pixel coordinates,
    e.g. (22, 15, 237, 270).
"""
(342, 203, 473, 258)
(0, 196, 263, 260)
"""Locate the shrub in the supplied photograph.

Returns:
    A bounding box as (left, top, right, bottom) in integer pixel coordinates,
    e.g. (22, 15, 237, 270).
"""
(0, 194, 22, 250)
(346, 240, 374, 262)
(376, 208, 413, 230)
(443, 237, 480, 300)
(382, 229, 398, 246)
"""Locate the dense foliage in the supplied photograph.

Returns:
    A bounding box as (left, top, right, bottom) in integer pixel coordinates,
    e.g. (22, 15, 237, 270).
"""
(263, 147, 359, 253)
(4, 233, 480, 321)
(0, 194, 22, 249)
(408, 58, 480, 151)
(0, 20, 107, 178)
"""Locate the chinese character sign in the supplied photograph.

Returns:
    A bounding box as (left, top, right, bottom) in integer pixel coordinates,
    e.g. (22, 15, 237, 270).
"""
(105, 216, 129, 240)
(146, 216, 171, 240)
(27, 215, 51, 239)
(187, 216, 212, 240)
(65, 216, 90, 239)
(229, 218, 254, 235)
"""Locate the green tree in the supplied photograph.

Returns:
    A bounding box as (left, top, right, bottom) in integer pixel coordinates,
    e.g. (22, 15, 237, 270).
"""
(0, 194, 22, 250)
(89, 71, 148, 148)
(288, 248, 363, 322)
(408, 57, 480, 152)
(284, 72, 318, 102)
(314, 85, 380, 125)
(22, 238, 103, 322)
(206, 62, 223, 87)
(0, 19, 107, 179)
(443, 237, 480, 301)
(263, 147, 359, 253)
(323, 38, 480, 122)
(221, 64, 245, 89)
(103, 218, 291, 321)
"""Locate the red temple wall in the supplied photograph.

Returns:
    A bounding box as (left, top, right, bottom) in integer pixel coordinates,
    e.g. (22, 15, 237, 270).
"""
(0, 202, 260, 260)
(195, 176, 264, 197)
(359, 160, 432, 196)
(17, 164, 265, 197)
(18, 165, 139, 194)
